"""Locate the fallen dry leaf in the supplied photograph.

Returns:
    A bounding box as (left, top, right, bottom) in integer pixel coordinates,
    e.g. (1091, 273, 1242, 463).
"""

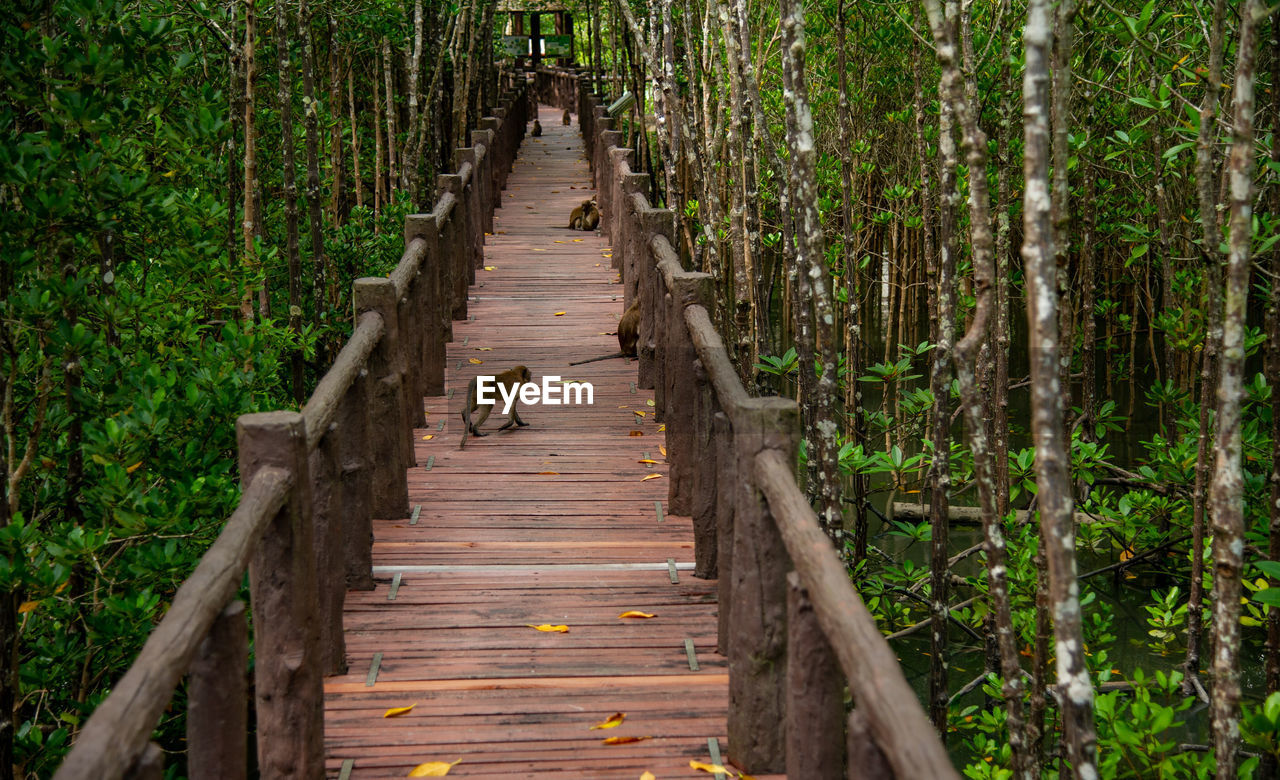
(408, 759, 461, 777)
(484, 266, 496, 271)
(589, 712, 626, 730)
(469, 358, 484, 364)
(646, 399, 655, 407)
(641, 474, 663, 482)
(526, 624, 570, 633)
(618, 611, 656, 619)
(658, 424, 667, 432)
(476, 347, 493, 351)
(690, 761, 734, 776)
(629, 431, 644, 437)
(533, 247, 547, 251)
(640, 773, 656, 780)
(633, 411, 646, 417)
(602, 736, 651, 745)
(637, 459, 657, 464)
(554, 311, 567, 316)
(659, 446, 668, 457)
(383, 703, 416, 718)
(554, 240, 566, 244)
(538, 471, 560, 476)
(422, 435, 434, 440)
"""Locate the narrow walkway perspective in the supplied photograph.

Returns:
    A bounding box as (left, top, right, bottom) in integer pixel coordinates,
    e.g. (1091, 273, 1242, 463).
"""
(323, 107, 757, 778)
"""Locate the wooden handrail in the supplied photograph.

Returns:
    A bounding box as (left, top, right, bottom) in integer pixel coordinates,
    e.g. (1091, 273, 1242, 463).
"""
(53, 468, 291, 780)
(755, 449, 959, 779)
(54, 79, 530, 779)
(568, 64, 958, 777)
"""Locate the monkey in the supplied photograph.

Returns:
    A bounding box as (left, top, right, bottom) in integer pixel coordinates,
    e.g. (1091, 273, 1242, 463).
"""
(567, 198, 600, 231)
(459, 365, 533, 449)
(562, 109, 571, 126)
(581, 199, 600, 230)
(532, 119, 542, 137)
(569, 301, 640, 366)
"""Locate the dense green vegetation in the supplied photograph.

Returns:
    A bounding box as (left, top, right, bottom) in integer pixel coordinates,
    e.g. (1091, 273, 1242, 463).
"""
(6, 0, 1280, 776)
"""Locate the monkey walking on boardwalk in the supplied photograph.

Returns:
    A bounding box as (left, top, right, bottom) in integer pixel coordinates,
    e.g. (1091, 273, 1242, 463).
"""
(532, 119, 542, 137)
(459, 365, 533, 449)
(562, 109, 571, 126)
(570, 301, 640, 366)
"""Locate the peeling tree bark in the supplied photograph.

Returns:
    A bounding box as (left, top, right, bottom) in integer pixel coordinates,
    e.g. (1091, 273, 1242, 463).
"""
(779, 0, 844, 553)
(1021, 0, 1098, 775)
(1210, 3, 1264, 775)
(274, 0, 304, 403)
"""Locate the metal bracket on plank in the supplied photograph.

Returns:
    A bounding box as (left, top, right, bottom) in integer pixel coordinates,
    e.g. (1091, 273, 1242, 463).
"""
(338, 759, 354, 780)
(438, 420, 446, 431)
(667, 558, 678, 584)
(684, 638, 699, 671)
(388, 572, 403, 601)
(654, 501, 664, 523)
(410, 504, 422, 525)
(425, 455, 435, 471)
(707, 738, 726, 780)
(463, 336, 469, 346)
(448, 388, 455, 400)
(365, 652, 383, 686)
(630, 381, 636, 394)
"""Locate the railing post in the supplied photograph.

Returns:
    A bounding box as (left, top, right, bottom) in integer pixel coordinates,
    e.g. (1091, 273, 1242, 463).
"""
(666, 270, 712, 517)
(340, 368, 376, 590)
(607, 148, 632, 257)
(354, 278, 411, 519)
(309, 426, 348, 674)
(187, 600, 248, 780)
(407, 214, 446, 395)
(620, 173, 649, 299)
(714, 410, 734, 653)
(394, 262, 427, 430)
(642, 207, 676, 409)
(437, 175, 468, 320)
(690, 360, 718, 579)
(235, 411, 325, 779)
(847, 710, 894, 780)
(727, 396, 798, 774)
(787, 572, 844, 780)
(124, 743, 163, 780)
(454, 148, 484, 274)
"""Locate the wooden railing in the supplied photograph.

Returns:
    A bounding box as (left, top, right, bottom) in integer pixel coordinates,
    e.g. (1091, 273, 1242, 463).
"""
(53, 82, 529, 780)
(538, 66, 959, 779)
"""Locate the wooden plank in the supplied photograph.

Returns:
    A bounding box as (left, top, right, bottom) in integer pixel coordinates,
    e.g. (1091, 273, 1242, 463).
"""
(324, 107, 749, 779)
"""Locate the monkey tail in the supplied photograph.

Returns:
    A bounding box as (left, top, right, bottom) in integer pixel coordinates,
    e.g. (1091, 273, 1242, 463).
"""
(459, 411, 471, 450)
(569, 351, 627, 366)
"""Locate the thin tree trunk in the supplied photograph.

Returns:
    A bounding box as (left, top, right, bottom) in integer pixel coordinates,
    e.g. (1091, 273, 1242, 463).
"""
(382, 36, 398, 195)
(1210, 4, 1264, 775)
(920, 4, 956, 737)
(240, 0, 259, 322)
(299, 0, 327, 339)
(326, 17, 344, 226)
(402, 0, 424, 193)
(1022, 1, 1097, 775)
(1185, 0, 1227, 689)
(993, 2, 1013, 514)
(1266, 9, 1280, 750)
(779, 0, 843, 555)
(1051, 1, 1078, 425)
(373, 59, 384, 219)
(276, 0, 304, 403)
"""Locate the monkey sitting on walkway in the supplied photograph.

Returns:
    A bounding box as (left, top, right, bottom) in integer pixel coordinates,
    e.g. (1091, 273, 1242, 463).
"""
(570, 301, 639, 366)
(562, 109, 571, 126)
(532, 119, 543, 137)
(567, 198, 600, 231)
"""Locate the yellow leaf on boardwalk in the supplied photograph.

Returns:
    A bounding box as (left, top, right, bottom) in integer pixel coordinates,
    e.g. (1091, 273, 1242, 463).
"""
(640, 773, 656, 780)
(646, 399, 655, 407)
(602, 735, 651, 745)
(554, 240, 566, 244)
(618, 611, 656, 619)
(629, 431, 644, 437)
(408, 759, 461, 777)
(526, 624, 569, 633)
(476, 347, 493, 351)
(422, 435, 434, 440)
(633, 411, 646, 417)
(659, 446, 667, 457)
(573, 238, 584, 242)
(637, 459, 658, 464)
(589, 712, 626, 730)
(469, 358, 484, 364)
(658, 424, 667, 432)
(641, 474, 663, 482)
(484, 266, 496, 271)
(538, 471, 560, 476)
(690, 761, 734, 776)
(383, 703, 416, 718)
(533, 248, 547, 252)
(554, 311, 567, 316)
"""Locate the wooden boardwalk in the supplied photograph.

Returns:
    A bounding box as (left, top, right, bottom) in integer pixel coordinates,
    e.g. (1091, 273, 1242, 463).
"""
(323, 107, 763, 779)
